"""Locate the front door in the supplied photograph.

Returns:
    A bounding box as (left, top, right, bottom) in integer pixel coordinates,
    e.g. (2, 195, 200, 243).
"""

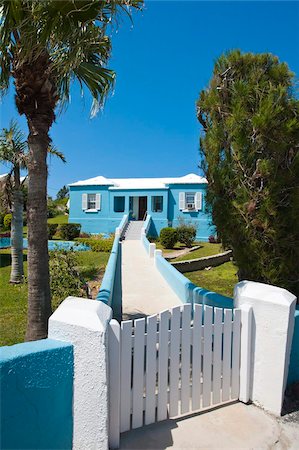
(138, 197, 147, 220)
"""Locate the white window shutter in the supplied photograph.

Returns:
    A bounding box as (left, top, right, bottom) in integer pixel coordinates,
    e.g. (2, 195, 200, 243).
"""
(195, 192, 202, 211)
(82, 193, 87, 210)
(179, 192, 185, 210)
(96, 193, 101, 210)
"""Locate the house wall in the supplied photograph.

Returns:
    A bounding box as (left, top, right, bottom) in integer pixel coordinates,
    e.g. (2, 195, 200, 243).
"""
(168, 183, 215, 241)
(70, 186, 169, 235)
(69, 183, 215, 240)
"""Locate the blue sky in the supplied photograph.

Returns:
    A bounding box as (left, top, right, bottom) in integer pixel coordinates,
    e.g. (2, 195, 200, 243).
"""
(1, 1, 298, 197)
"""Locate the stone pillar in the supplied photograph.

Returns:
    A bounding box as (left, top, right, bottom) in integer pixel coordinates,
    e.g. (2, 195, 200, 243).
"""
(48, 297, 112, 450)
(234, 281, 296, 415)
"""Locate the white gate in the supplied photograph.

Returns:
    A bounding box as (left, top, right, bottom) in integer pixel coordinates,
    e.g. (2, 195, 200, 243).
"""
(108, 303, 252, 448)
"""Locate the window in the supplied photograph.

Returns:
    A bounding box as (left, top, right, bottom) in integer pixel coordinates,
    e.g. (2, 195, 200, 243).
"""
(114, 196, 125, 213)
(152, 196, 163, 213)
(87, 193, 96, 210)
(185, 192, 195, 210)
(179, 192, 202, 211)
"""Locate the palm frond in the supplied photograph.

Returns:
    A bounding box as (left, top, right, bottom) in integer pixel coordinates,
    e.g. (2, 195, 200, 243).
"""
(47, 144, 66, 163)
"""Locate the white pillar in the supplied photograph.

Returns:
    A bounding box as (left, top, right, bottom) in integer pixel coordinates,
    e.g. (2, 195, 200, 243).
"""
(234, 281, 296, 415)
(48, 297, 112, 450)
(149, 243, 156, 258)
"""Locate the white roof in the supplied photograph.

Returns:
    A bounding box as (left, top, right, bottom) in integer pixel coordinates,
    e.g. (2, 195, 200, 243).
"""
(0, 173, 27, 183)
(69, 173, 207, 189)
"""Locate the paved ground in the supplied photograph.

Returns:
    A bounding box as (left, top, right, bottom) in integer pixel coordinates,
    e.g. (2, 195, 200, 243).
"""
(119, 402, 299, 450)
(121, 240, 181, 320)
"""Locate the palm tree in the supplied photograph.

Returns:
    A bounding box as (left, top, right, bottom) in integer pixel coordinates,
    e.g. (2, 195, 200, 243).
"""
(0, 119, 66, 284)
(0, 0, 142, 340)
(0, 121, 27, 283)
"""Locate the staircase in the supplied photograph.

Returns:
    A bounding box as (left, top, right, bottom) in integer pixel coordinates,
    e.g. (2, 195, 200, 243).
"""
(123, 221, 144, 240)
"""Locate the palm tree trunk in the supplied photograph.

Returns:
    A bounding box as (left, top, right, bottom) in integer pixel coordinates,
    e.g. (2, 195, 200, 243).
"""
(25, 130, 52, 341)
(10, 189, 24, 283)
(13, 50, 58, 341)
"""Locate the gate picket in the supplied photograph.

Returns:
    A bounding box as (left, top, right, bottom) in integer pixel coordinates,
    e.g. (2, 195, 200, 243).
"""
(120, 320, 132, 433)
(169, 306, 181, 417)
(181, 304, 192, 414)
(157, 310, 170, 421)
(191, 304, 202, 411)
(202, 306, 213, 408)
(231, 309, 241, 399)
(212, 307, 223, 405)
(132, 318, 146, 429)
(145, 314, 157, 425)
(222, 309, 233, 402)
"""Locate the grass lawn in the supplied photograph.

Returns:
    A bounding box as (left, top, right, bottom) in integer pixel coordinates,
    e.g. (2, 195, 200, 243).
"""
(184, 261, 238, 298)
(48, 214, 68, 224)
(22, 214, 68, 237)
(0, 249, 109, 347)
(155, 241, 186, 254)
(173, 242, 223, 261)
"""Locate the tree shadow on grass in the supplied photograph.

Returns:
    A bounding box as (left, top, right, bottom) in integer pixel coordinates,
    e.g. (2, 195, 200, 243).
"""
(0, 252, 27, 268)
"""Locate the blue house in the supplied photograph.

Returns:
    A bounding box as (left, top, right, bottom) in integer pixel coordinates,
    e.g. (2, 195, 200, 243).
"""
(68, 173, 214, 240)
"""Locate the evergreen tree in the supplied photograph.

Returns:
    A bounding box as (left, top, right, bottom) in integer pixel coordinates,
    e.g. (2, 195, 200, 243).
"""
(197, 50, 299, 297)
(56, 185, 69, 200)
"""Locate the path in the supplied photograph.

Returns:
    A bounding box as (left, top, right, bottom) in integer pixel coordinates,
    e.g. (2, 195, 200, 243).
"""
(119, 402, 299, 449)
(121, 239, 181, 320)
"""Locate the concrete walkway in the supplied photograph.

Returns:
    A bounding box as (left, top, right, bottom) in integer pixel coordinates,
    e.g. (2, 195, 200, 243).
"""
(120, 402, 299, 449)
(121, 240, 181, 320)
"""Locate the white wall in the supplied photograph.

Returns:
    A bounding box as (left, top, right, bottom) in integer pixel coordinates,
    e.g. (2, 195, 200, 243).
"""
(234, 281, 296, 415)
(48, 297, 112, 450)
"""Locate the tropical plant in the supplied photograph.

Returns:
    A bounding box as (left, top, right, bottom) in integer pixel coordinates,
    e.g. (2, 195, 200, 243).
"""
(0, 122, 27, 283)
(0, 120, 65, 284)
(197, 50, 299, 297)
(0, 0, 142, 340)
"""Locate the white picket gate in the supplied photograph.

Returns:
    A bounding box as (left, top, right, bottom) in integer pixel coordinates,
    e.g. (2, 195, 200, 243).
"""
(108, 303, 252, 449)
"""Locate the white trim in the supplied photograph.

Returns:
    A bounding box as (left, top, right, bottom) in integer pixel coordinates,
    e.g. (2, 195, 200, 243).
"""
(195, 192, 202, 211)
(85, 209, 98, 213)
(82, 193, 87, 210)
(96, 193, 101, 210)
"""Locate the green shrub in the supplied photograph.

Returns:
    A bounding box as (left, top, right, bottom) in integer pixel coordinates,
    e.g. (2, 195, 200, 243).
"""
(3, 213, 12, 230)
(59, 223, 81, 240)
(49, 250, 86, 308)
(76, 237, 113, 252)
(177, 224, 196, 247)
(160, 227, 178, 249)
(48, 223, 58, 239)
(0, 212, 5, 228)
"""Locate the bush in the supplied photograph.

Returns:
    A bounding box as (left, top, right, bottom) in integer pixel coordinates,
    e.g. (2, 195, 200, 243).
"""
(76, 237, 113, 252)
(0, 231, 10, 238)
(79, 232, 91, 238)
(208, 235, 220, 244)
(160, 227, 178, 249)
(49, 250, 86, 308)
(59, 223, 81, 240)
(3, 213, 12, 230)
(0, 212, 5, 228)
(48, 223, 58, 239)
(177, 224, 196, 247)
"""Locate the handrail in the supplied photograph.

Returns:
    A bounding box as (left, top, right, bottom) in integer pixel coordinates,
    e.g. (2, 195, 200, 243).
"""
(142, 210, 148, 222)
